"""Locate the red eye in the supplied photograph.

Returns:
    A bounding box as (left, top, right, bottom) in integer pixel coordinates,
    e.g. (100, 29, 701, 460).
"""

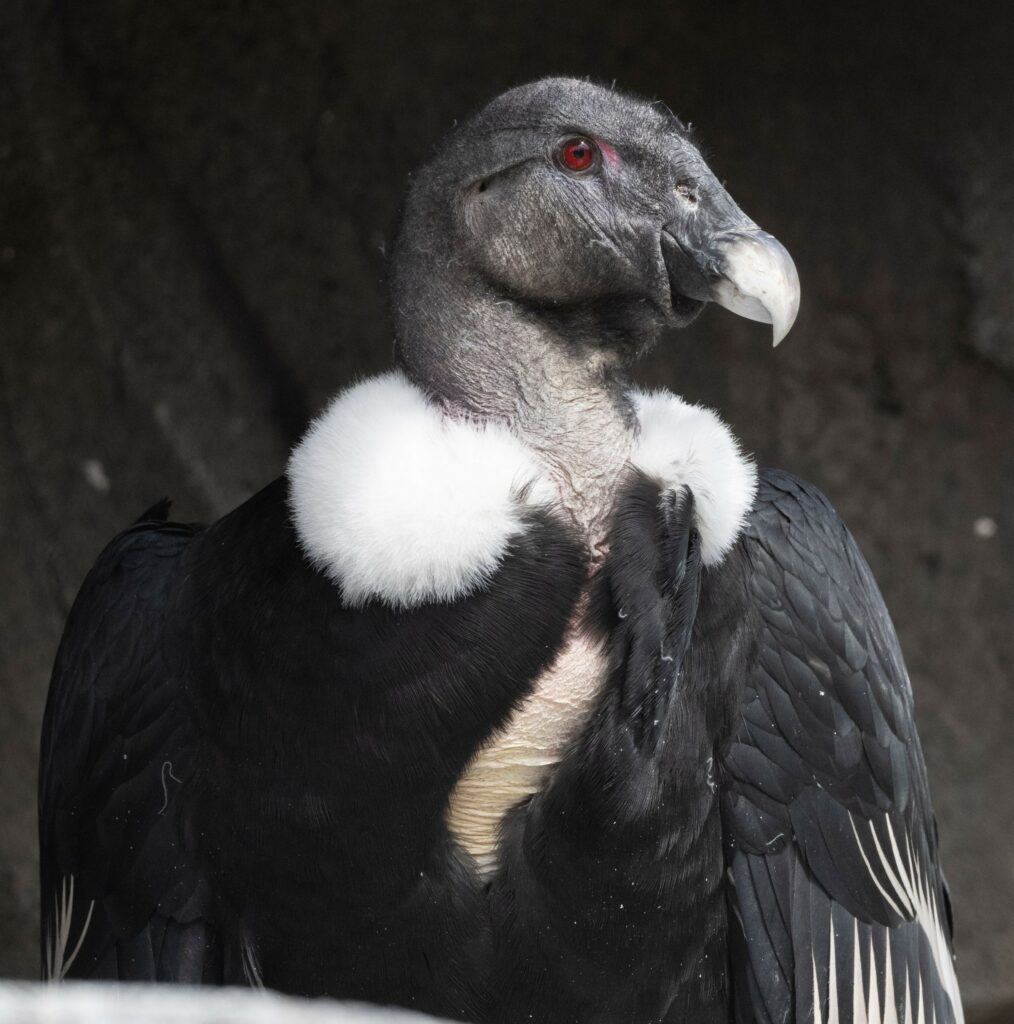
(557, 136, 597, 173)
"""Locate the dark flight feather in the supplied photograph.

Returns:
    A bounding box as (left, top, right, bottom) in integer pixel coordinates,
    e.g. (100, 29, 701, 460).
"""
(724, 470, 962, 1024)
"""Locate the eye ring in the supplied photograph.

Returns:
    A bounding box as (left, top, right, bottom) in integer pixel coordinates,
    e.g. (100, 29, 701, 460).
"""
(554, 136, 599, 175)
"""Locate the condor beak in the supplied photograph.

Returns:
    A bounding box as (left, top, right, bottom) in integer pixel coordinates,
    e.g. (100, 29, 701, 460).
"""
(706, 230, 800, 346)
(661, 184, 801, 346)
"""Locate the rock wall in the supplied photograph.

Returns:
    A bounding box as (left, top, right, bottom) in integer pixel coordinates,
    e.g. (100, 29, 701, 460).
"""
(0, 983, 446, 1023)
(2, 0, 1012, 1014)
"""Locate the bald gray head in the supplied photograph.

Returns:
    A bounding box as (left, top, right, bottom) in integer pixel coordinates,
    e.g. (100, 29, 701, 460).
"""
(389, 77, 799, 416)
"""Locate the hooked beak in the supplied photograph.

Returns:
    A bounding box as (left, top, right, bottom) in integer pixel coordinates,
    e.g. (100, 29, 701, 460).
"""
(662, 215, 801, 346)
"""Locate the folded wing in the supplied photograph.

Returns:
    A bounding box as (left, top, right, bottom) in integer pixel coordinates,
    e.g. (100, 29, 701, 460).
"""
(39, 508, 218, 982)
(723, 470, 963, 1024)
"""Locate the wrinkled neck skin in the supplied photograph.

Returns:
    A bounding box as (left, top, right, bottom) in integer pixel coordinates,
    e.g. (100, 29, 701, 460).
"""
(394, 261, 641, 560)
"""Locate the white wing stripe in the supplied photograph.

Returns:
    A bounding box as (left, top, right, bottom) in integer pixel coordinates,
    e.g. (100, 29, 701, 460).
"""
(882, 930, 899, 1024)
(905, 831, 963, 1024)
(849, 813, 906, 919)
(867, 926, 881, 1024)
(853, 920, 868, 1024)
(240, 935, 265, 990)
(44, 875, 95, 982)
(813, 951, 824, 1024)
(842, 813, 963, 1023)
(835, 816, 966, 1022)
(827, 918, 840, 1024)
(867, 818, 916, 918)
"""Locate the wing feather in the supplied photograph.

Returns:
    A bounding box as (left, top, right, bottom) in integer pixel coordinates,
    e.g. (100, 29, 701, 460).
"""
(39, 515, 216, 981)
(724, 470, 963, 1024)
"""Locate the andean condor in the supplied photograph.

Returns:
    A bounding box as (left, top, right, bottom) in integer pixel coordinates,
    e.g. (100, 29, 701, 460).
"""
(40, 77, 964, 1024)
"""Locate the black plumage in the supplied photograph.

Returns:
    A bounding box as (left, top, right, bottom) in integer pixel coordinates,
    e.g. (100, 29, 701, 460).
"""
(40, 474, 961, 1021)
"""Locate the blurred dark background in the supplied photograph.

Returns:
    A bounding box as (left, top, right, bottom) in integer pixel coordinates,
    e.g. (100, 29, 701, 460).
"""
(1, 0, 1012, 1015)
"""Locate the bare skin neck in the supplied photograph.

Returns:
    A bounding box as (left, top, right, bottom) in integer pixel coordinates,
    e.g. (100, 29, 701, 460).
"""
(510, 350, 636, 558)
(394, 270, 640, 558)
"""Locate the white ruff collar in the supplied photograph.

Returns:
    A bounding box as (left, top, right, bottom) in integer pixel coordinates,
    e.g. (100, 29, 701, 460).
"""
(287, 371, 756, 608)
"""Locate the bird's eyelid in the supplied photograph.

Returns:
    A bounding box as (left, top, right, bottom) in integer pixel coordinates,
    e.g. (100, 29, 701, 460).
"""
(595, 138, 621, 167)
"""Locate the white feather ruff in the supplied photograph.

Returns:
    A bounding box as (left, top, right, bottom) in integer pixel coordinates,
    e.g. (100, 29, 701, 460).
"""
(287, 371, 552, 609)
(288, 373, 756, 607)
(630, 389, 758, 566)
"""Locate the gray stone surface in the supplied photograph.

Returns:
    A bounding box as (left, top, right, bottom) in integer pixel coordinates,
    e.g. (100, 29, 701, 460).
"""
(0, 983, 446, 1023)
(1, 0, 1012, 1017)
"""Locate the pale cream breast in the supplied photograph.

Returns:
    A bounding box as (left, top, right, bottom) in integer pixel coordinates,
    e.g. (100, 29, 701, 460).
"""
(444, 624, 608, 877)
